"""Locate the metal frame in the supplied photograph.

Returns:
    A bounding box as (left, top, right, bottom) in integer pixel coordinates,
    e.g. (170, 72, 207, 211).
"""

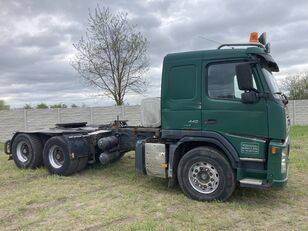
(217, 43, 265, 50)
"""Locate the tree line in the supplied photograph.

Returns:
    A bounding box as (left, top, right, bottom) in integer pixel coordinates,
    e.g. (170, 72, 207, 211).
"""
(24, 103, 87, 109)
(0, 101, 86, 110)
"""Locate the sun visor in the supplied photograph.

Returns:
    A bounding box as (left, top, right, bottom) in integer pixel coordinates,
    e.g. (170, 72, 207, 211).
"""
(257, 53, 279, 72)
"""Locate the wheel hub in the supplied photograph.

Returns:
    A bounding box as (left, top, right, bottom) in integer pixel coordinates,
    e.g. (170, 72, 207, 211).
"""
(49, 145, 65, 169)
(188, 162, 219, 194)
(16, 141, 30, 163)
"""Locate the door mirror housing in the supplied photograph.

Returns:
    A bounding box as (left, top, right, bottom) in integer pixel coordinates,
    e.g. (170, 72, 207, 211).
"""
(236, 64, 254, 91)
(241, 91, 258, 104)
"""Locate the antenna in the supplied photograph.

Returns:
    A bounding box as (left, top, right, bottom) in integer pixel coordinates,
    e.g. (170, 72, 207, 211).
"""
(198, 35, 235, 49)
(198, 35, 222, 45)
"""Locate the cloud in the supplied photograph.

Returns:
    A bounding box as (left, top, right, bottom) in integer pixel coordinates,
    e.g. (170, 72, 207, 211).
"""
(0, 0, 308, 108)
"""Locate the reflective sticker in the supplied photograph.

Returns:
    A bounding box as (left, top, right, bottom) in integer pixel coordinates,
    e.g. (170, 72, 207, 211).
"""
(188, 120, 199, 124)
(240, 142, 259, 155)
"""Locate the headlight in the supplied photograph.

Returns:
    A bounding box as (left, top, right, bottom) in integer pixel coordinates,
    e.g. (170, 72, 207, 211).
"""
(281, 148, 288, 174)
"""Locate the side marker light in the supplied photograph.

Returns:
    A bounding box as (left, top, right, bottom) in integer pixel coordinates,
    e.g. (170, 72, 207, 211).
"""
(271, 147, 277, 155)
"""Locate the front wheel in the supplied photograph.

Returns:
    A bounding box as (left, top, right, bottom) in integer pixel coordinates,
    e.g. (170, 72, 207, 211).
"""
(177, 147, 235, 201)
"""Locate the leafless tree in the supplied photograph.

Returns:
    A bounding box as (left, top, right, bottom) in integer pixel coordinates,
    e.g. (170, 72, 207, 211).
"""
(72, 6, 150, 105)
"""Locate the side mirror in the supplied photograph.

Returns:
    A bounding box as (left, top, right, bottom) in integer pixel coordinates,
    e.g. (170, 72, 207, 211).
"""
(236, 64, 254, 91)
(241, 92, 258, 104)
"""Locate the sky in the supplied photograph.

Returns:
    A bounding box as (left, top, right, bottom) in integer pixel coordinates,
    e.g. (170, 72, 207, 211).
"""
(1, 0, 308, 108)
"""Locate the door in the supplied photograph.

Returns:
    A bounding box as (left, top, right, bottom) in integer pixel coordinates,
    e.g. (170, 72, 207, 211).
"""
(161, 60, 202, 130)
(202, 60, 268, 138)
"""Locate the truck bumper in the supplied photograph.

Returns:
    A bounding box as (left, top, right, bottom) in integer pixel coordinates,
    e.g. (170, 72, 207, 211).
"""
(272, 176, 288, 187)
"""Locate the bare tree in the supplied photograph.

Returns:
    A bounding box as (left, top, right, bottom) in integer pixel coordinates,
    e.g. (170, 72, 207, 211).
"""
(282, 72, 308, 100)
(72, 6, 150, 105)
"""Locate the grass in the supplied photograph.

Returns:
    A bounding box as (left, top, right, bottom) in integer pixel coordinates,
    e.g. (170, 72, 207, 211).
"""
(0, 126, 308, 230)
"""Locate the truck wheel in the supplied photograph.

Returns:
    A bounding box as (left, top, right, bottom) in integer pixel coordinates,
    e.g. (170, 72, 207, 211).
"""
(11, 134, 43, 168)
(177, 147, 235, 201)
(43, 136, 79, 176)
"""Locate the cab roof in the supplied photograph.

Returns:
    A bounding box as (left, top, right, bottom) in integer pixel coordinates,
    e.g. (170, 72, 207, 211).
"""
(164, 46, 279, 72)
(164, 47, 266, 61)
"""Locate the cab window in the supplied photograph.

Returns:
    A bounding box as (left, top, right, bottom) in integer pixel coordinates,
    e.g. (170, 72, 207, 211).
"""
(208, 62, 257, 100)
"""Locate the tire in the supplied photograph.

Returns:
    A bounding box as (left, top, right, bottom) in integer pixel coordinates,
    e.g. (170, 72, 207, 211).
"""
(43, 136, 79, 176)
(11, 133, 43, 168)
(177, 147, 235, 201)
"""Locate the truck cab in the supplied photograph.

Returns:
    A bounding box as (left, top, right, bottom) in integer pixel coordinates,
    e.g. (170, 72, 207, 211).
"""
(160, 33, 289, 200)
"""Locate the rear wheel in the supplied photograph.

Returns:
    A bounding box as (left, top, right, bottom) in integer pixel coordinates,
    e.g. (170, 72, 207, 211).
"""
(43, 136, 86, 176)
(177, 147, 235, 201)
(11, 134, 43, 168)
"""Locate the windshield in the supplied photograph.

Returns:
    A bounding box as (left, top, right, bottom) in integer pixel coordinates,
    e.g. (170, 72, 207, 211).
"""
(262, 67, 280, 93)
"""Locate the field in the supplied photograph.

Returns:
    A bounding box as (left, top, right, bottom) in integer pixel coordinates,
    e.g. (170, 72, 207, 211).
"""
(0, 126, 307, 231)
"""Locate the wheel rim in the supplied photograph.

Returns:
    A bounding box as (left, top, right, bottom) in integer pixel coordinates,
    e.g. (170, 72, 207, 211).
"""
(188, 161, 220, 194)
(48, 145, 65, 169)
(16, 141, 31, 163)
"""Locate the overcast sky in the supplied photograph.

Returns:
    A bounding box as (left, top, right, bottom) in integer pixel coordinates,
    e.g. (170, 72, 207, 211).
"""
(1, 0, 308, 108)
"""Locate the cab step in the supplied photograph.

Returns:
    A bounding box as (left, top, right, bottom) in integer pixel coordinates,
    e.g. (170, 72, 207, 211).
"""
(239, 178, 271, 189)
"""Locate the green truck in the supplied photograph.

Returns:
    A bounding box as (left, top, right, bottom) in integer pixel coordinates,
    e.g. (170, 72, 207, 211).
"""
(4, 32, 290, 201)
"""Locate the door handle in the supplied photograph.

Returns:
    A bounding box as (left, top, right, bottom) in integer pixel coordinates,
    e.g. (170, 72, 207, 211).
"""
(205, 119, 217, 125)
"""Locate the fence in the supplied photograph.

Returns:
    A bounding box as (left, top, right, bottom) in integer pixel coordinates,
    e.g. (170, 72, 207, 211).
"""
(0, 105, 141, 142)
(0, 100, 307, 142)
(287, 100, 308, 126)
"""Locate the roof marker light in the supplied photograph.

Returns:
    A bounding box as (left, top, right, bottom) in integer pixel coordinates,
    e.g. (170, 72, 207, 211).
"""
(249, 32, 259, 43)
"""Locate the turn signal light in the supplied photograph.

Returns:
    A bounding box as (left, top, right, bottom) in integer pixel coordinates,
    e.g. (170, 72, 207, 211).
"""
(271, 147, 277, 155)
(249, 32, 259, 43)
(160, 163, 168, 169)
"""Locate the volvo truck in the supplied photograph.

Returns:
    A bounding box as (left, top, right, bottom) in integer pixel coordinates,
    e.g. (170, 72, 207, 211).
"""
(4, 32, 290, 201)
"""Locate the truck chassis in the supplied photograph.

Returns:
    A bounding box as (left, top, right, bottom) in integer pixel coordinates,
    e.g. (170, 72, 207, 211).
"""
(4, 120, 242, 201)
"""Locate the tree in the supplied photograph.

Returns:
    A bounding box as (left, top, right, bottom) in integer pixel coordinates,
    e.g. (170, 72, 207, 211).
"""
(72, 6, 149, 105)
(71, 104, 79, 108)
(282, 72, 308, 100)
(36, 103, 49, 109)
(23, 104, 33, 109)
(50, 103, 68, 109)
(0, 100, 10, 110)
